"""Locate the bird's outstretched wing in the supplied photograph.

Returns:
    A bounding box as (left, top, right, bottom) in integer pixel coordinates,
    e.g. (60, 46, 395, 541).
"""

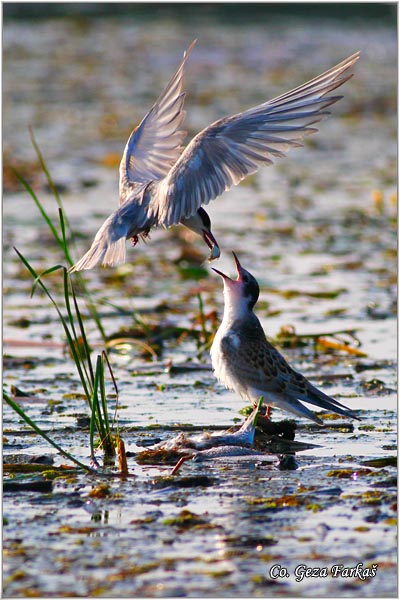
(156, 51, 360, 224)
(118, 40, 196, 197)
(220, 331, 358, 421)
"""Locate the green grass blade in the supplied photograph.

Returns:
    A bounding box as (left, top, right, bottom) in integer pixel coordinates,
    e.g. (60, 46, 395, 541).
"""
(90, 355, 114, 457)
(13, 164, 74, 268)
(62, 270, 94, 398)
(12, 169, 63, 246)
(70, 275, 95, 384)
(58, 207, 74, 265)
(15, 248, 67, 323)
(31, 264, 64, 297)
(98, 355, 115, 456)
(252, 397, 264, 428)
(14, 248, 93, 403)
(89, 361, 101, 465)
(4, 391, 92, 472)
(25, 131, 106, 341)
(102, 350, 120, 428)
(88, 355, 116, 458)
(29, 126, 67, 217)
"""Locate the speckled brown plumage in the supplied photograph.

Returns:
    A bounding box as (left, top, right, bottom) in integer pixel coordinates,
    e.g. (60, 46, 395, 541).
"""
(211, 253, 359, 424)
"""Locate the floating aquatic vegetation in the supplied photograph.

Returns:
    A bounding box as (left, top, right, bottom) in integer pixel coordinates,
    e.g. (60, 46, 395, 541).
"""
(273, 324, 366, 356)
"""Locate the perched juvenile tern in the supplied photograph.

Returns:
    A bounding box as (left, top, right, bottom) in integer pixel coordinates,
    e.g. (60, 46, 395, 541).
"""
(211, 253, 359, 424)
(71, 42, 359, 271)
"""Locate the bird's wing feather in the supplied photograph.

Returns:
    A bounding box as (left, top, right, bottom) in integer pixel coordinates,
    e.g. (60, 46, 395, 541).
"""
(220, 332, 302, 396)
(155, 51, 359, 225)
(118, 40, 196, 198)
(220, 332, 357, 419)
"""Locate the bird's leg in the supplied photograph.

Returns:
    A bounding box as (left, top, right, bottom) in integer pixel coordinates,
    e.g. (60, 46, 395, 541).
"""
(130, 229, 151, 247)
(255, 402, 271, 421)
(140, 228, 151, 244)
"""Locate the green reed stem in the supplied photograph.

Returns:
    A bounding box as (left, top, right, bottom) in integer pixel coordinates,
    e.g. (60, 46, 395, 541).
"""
(3, 391, 92, 472)
(14, 130, 106, 341)
(14, 248, 116, 458)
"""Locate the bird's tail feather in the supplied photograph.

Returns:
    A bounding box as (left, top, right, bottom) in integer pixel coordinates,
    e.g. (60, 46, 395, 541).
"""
(303, 385, 360, 421)
(274, 397, 324, 425)
(69, 221, 127, 272)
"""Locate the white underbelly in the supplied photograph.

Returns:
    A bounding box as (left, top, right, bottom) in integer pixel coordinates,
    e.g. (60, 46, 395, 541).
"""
(211, 332, 245, 395)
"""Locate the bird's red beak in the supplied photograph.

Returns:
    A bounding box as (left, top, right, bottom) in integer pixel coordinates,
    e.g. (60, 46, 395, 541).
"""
(203, 229, 221, 261)
(212, 251, 243, 282)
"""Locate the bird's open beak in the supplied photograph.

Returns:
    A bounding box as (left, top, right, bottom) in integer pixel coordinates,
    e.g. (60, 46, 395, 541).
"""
(211, 266, 229, 280)
(203, 230, 221, 262)
(232, 251, 244, 281)
(211, 251, 243, 282)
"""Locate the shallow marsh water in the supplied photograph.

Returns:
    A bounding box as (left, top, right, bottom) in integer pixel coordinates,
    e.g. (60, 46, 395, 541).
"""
(3, 10, 397, 598)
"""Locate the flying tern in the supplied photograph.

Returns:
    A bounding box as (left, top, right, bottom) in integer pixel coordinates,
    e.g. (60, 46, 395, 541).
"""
(71, 42, 359, 271)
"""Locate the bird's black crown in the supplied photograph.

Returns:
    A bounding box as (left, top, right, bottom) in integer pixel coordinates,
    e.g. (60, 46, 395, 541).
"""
(197, 207, 211, 229)
(241, 269, 260, 309)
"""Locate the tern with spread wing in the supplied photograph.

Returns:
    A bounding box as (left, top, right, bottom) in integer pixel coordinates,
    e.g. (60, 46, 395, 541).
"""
(211, 253, 359, 424)
(71, 41, 359, 271)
